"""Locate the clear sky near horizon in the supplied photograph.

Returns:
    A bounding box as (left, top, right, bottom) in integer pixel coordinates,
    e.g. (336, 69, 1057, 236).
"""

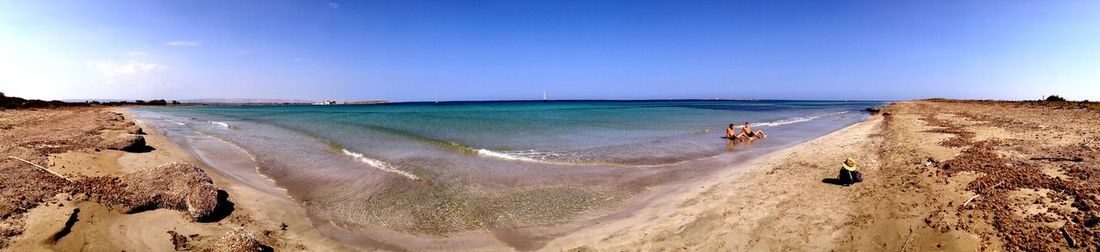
(1, 1, 1098, 102)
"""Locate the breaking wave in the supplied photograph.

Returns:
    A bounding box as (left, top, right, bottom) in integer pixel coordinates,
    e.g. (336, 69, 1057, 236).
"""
(163, 119, 186, 126)
(475, 149, 546, 163)
(752, 111, 848, 127)
(341, 149, 419, 180)
(211, 121, 231, 128)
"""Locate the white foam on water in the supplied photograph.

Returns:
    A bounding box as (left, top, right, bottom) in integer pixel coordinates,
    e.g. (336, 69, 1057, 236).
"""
(341, 149, 419, 180)
(475, 148, 684, 168)
(162, 119, 186, 125)
(752, 111, 848, 127)
(211, 121, 230, 128)
(476, 149, 544, 163)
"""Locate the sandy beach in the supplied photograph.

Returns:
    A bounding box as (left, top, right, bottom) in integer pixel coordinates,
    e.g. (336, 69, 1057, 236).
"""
(0, 106, 350, 251)
(2, 100, 1097, 251)
(547, 100, 1098, 251)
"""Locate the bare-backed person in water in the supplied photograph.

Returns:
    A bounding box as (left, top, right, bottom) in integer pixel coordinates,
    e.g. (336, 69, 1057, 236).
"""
(725, 124, 738, 139)
(734, 122, 766, 142)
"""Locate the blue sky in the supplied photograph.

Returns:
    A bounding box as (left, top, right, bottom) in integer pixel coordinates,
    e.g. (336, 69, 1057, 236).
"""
(1, 1, 1098, 102)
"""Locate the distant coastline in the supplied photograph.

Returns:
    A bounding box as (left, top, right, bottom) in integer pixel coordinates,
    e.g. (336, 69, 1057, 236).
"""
(311, 100, 390, 105)
(57, 98, 394, 107)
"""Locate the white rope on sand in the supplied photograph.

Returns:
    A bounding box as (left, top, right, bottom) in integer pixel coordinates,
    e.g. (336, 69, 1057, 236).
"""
(962, 194, 980, 207)
(900, 227, 913, 252)
(6, 156, 73, 182)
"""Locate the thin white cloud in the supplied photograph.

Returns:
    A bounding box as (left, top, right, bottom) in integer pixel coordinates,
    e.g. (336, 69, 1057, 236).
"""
(86, 60, 164, 76)
(127, 51, 148, 57)
(328, 1, 339, 8)
(165, 40, 202, 47)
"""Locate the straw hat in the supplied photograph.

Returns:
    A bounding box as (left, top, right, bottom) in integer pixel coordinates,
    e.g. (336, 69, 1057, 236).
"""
(842, 158, 859, 171)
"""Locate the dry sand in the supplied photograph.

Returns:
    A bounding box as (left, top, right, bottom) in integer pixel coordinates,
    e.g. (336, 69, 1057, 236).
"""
(2, 100, 1097, 251)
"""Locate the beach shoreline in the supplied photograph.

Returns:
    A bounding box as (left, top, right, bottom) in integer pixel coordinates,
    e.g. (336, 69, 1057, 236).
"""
(124, 108, 354, 251)
(3, 100, 1096, 251)
(129, 101, 876, 251)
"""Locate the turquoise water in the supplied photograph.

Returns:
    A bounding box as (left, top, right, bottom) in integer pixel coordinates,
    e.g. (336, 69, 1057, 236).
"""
(132, 100, 882, 246)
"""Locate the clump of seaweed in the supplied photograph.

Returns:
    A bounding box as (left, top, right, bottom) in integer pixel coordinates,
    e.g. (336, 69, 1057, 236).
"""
(208, 228, 269, 252)
(73, 162, 220, 221)
(922, 101, 1100, 251)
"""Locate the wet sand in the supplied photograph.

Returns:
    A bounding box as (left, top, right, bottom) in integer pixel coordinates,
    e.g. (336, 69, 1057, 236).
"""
(3, 100, 1097, 251)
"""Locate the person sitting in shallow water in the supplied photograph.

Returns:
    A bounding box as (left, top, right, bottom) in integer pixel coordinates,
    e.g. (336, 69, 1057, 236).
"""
(734, 122, 766, 142)
(837, 158, 863, 185)
(725, 124, 739, 139)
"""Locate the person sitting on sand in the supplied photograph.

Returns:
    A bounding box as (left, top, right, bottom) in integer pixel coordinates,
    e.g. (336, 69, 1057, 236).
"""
(837, 158, 863, 185)
(734, 122, 766, 141)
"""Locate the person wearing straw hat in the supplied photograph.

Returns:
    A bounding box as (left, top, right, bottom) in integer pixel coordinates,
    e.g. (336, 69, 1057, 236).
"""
(838, 158, 863, 185)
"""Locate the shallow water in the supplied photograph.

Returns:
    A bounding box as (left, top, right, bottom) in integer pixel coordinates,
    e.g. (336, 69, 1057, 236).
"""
(132, 100, 883, 245)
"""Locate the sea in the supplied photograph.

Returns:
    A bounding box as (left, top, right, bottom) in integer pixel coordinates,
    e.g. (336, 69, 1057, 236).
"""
(131, 100, 884, 245)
